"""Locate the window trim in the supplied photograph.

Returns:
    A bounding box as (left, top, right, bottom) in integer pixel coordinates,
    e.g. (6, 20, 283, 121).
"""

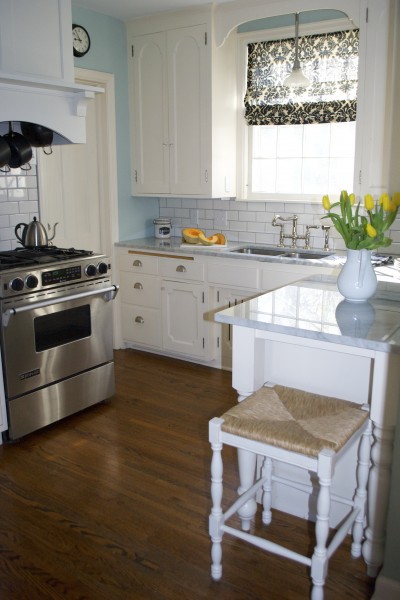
(236, 17, 363, 203)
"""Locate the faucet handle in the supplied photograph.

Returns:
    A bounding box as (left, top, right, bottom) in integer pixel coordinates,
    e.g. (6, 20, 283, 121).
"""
(272, 214, 281, 225)
(321, 225, 331, 251)
(304, 224, 318, 249)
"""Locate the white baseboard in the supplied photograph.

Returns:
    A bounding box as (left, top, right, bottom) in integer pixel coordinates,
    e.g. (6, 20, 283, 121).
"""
(372, 575, 400, 599)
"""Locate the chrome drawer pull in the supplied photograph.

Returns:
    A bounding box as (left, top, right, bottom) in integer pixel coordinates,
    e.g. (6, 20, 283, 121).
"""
(135, 316, 144, 324)
(134, 282, 143, 289)
(133, 259, 142, 267)
(176, 265, 186, 273)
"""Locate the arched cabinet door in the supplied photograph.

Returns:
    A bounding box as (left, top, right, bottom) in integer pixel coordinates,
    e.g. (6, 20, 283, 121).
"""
(129, 25, 208, 196)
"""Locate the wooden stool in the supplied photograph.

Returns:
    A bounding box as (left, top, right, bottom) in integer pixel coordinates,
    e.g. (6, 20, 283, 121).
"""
(209, 384, 371, 600)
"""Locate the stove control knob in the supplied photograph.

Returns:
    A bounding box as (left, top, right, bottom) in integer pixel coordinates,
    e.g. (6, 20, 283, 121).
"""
(85, 264, 97, 277)
(97, 262, 108, 275)
(10, 277, 24, 292)
(25, 275, 39, 289)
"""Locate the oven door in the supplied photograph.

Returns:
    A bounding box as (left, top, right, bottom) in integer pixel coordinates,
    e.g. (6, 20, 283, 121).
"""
(1, 285, 117, 399)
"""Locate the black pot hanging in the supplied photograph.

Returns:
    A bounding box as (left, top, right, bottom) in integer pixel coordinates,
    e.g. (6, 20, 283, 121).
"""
(4, 122, 32, 169)
(0, 135, 11, 169)
(21, 122, 53, 153)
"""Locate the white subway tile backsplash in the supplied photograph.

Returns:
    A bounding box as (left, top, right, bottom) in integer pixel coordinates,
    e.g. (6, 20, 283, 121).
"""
(8, 189, 29, 201)
(0, 202, 20, 215)
(0, 215, 10, 228)
(0, 176, 17, 189)
(165, 197, 400, 252)
(0, 167, 39, 247)
(239, 211, 256, 222)
(18, 201, 39, 214)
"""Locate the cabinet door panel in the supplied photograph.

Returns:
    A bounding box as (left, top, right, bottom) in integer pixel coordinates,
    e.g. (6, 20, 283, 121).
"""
(214, 287, 258, 370)
(162, 280, 206, 357)
(167, 25, 208, 195)
(131, 33, 169, 194)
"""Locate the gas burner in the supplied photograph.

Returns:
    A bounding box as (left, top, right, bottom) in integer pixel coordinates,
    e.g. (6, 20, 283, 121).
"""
(0, 247, 93, 271)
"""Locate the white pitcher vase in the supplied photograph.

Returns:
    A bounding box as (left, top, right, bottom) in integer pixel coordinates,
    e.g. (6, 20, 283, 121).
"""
(337, 249, 377, 302)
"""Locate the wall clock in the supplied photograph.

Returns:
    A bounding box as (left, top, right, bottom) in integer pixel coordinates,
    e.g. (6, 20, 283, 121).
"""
(72, 24, 91, 58)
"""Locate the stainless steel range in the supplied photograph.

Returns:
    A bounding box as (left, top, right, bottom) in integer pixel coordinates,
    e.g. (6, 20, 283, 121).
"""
(0, 247, 119, 440)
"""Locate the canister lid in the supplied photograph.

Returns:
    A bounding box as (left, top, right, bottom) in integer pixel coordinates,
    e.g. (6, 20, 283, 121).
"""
(153, 218, 171, 224)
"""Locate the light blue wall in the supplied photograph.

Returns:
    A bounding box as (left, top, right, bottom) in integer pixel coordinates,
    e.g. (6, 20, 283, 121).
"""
(71, 6, 158, 241)
(237, 9, 348, 32)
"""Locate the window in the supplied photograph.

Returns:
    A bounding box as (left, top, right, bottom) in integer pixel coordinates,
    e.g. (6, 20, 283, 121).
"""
(238, 21, 359, 202)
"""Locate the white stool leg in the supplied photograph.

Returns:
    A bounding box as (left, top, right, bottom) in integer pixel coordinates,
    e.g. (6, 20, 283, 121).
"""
(209, 418, 224, 580)
(362, 422, 394, 576)
(352, 421, 372, 557)
(237, 448, 257, 531)
(262, 456, 273, 525)
(311, 449, 334, 600)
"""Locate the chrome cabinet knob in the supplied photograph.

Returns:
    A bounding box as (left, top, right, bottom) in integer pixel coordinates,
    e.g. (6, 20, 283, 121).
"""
(176, 265, 186, 273)
(134, 316, 144, 324)
(134, 282, 143, 289)
(133, 259, 142, 267)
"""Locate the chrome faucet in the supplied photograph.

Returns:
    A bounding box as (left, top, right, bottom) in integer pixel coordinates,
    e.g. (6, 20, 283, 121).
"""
(304, 225, 318, 250)
(321, 225, 331, 251)
(273, 214, 316, 248)
(272, 214, 299, 247)
(272, 215, 319, 249)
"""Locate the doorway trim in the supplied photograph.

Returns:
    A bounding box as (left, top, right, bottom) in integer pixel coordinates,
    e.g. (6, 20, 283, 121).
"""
(74, 68, 119, 258)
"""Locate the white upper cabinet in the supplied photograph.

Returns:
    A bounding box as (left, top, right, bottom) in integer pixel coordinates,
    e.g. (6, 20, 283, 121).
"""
(130, 26, 207, 196)
(127, 8, 236, 198)
(0, 0, 74, 84)
(130, 32, 169, 195)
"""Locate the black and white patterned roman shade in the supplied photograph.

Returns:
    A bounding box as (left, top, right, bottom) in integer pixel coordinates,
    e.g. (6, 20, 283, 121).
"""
(244, 28, 359, 126)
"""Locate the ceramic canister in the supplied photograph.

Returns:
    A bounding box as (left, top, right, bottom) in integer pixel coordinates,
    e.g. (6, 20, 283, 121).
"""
(153, 218, 172, 239)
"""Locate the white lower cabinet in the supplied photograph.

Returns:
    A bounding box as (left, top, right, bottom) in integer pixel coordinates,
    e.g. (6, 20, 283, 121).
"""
(118, 249, 210, 361)
(162, 279, 207, 358)
(212, 286, 259, 370)
(117, 247, 339, 367)
(119, 254, 162, 350)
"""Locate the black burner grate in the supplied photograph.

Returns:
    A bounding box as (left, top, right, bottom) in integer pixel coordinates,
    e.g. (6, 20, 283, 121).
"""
(0, 247, 93, 270)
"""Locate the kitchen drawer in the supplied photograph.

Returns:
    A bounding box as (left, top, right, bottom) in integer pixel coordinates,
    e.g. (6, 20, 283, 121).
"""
(121, 304, 162, 348)
(119, 251, 159, 275)
(120, 272, 161, 308)
(159, 257, 204, 281)
(208, 262, 259, 289)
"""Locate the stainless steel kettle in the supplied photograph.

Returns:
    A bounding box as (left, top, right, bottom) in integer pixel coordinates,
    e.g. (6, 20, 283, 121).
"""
(15, 217, 58, 248)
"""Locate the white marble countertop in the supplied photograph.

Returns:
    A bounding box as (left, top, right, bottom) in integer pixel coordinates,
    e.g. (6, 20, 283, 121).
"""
(214, 274, 400, 354)
(115, 237, 344, 267)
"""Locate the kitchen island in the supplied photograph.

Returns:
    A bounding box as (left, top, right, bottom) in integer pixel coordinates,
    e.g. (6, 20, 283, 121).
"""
(214, 274, 400, 577)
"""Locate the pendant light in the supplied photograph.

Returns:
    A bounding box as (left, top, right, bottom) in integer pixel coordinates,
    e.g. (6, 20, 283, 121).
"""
(284, 13, 310, 88)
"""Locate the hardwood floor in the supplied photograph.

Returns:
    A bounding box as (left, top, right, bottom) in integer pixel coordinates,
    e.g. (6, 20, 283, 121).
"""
(0, 349, 376, 599)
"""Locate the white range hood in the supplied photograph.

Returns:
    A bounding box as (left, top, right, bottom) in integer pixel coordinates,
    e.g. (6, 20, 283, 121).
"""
(0, 0, 102, 144)
(0, 76, 101, 144)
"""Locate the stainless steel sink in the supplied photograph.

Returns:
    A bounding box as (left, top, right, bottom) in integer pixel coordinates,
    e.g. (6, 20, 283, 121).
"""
(281, 251, 331, 260)
(232, 247, 287, 256)
(229, 247, 333, 260)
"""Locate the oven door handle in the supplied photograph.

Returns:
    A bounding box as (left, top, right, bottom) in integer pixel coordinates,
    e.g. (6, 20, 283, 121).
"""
(2, 284, 119, 327)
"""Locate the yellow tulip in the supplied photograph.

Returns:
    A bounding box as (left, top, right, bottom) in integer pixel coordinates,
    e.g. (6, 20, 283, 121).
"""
(364, 194, 374, 211)
(349, 193, 355, 206)
(322, 195, 330, 210)
(366, 223, 377, 238)
(393, 192, 400, 207)
(379, 193, 391, 211)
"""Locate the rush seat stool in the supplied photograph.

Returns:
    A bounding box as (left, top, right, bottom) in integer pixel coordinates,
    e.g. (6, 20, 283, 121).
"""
(208, 384, 371, 600)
